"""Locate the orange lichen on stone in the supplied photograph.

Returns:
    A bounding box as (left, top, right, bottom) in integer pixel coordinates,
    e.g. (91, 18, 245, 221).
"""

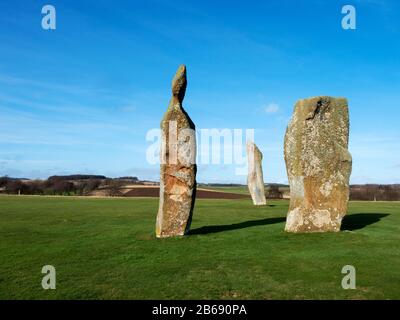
(156, 65, 197, 238)
(284, 96, 352, 233)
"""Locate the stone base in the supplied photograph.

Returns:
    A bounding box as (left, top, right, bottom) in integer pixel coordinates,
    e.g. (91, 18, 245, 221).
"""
(285, 208, 343, 233)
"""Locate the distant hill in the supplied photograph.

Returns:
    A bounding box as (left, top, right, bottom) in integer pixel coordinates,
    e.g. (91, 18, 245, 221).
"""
(0, 177, 30, 181)
(116, 176, 139, 181)
(1, 175, 400, 200)
(200, 183, 290, 188)
(199, 183, 245, 187)
(48, 175, 107, 181)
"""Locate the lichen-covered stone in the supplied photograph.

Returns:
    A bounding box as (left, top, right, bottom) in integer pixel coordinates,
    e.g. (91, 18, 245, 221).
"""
(156, 65, 197, 238)
(284, 96, 352, 232)
(247, 142, 266, 205)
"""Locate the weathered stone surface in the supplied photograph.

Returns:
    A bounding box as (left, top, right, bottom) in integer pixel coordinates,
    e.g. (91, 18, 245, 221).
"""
(156, 65, 197, 238)
(247, 142, 267, 205)
(284, 96, 352, 233)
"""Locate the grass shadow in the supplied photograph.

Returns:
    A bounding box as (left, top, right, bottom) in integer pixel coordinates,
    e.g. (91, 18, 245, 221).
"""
(189, 217, 286, 235)
(341, 213, 390, 231)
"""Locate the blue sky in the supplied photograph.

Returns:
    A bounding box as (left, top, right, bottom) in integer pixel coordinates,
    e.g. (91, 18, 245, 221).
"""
(0, 0, 399, 184)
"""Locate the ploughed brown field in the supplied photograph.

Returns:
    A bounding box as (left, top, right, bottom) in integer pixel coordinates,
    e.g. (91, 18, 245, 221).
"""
(123, 186, 250, 199)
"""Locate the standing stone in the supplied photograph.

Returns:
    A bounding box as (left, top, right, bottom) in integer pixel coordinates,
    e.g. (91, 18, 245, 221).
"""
(247, 142, 267, 205)
(284, 96, 352, 233)
(156, 65, 197, 238)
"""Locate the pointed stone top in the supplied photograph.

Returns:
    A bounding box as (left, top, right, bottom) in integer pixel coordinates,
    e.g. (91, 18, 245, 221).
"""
(172, 64, 187, 103)
(247, 141, 263, 160)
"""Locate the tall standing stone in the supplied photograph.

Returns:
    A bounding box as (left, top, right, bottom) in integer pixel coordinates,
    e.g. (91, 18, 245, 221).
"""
(284, 96, 352, 233)
(156, 65, 197, 238)
(247, 142, 267, 205)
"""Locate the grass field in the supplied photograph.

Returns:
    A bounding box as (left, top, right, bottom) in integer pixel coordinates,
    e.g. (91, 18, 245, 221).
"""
(0, 195, 399, 299)
(202, 185, 290, 197)
(200, 186, 250, 195)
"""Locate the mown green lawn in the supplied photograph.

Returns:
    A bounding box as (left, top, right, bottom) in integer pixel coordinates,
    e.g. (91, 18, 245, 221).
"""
(202, 185, 290, 197)
(199, 186, 250, 194)
(0, 196, 399, 299)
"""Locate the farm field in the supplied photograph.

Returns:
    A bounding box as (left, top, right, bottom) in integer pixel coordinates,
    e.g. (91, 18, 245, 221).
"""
(0, 195, 399, 299)
(200, 185, 290, 198)
(198, 186, 251, 195)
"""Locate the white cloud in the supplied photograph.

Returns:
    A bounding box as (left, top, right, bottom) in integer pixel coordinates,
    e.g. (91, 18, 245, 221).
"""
(265, 102, 279, 114)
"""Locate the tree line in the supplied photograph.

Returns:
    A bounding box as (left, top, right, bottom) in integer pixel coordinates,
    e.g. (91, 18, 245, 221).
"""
(0, 175, 139, 196)
(1, 176, 400, 200)
(350, 184, 400, 201)
(0, 176, 102, 196)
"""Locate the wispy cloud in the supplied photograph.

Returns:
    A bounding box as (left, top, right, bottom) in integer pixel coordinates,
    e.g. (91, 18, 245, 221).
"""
(0, 74, 105, 96)
(265, 103, 280, 114)
(353, 0, 398, 32)
(117, 104, 136, 113)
